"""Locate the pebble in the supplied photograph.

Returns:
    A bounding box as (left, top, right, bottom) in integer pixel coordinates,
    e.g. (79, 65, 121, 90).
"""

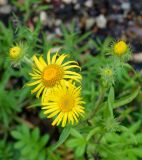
(72, 0, 77, 4)
(127, 25, 142, 41)
(55, 27, 62, 35)
(96, 14, 107, 29)
(74, 3, 80, 10)
(86, 18, 95, 30)
(133, 53, 142, 63)
(0, 4, 11, 14)
(40, 11, 48, 26)
(84, 0, 93, 8)
(62, 0, 72, 4)
(121, 2, 131, 11)
(54, 19, 62, 26)
(0, 0, 7, 6)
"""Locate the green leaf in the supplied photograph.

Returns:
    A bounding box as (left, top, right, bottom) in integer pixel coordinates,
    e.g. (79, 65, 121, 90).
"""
(107, 86, 115, 118)
(40, 135, 49, 147)
(86, 127, 100, 141)
(129, 121, 141, 133)
(36, 5, 52, 11)
(52, 125, 72, 150)
(11, 131, 22, 139)
(32, 128, 40, 141)
(70, 128, 82, 138)
(114, 87, 140, 108)
(132, 148, 142, 157)
(120, 125, 137, 145)
(11, 125, 49, 160)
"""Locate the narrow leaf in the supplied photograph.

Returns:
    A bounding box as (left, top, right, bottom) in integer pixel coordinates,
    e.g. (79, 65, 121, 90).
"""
(52, 125, 72, 150)
(114, 87, 140, 109)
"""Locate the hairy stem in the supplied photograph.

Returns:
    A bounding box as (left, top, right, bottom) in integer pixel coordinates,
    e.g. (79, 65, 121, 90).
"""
(90, 87, 106, 119)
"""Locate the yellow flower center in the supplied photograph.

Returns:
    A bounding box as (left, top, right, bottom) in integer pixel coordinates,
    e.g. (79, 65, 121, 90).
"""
(113, 41, 127, 56)
(10, 46, 21, 59)
(42, 64, 64, 87)
(60, 95, 75, 112)
(103, 69, 113, 76)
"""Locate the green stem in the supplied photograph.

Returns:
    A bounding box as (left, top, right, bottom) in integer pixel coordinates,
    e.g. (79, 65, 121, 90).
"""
(90, 87, 106, 119)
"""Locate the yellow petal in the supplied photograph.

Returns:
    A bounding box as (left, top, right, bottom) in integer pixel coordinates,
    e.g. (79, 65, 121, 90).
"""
(31, 83, 43, 94)
(68, 112, 74, 124)
(33, 55, 44, 71)
(62, 61, 78, 67)
(72, 113, 78, 123)
(76, 107, 85, 113)
(41, 88, 48, 102)
(44, 107, 58, 115)
(39, 56, 47, 67)
(47, 50, 51, 64)
(27, 80, 42, 86)
(65, 71, 82, 78)
(62, 113, 68, 127)
(73, 108, 80, 117)
(63, 65, 81, 71)
(36, 86, 44, 98)
(64, 75, 81, 83)
(52, 113, 63, 126)
(48, 110, 60, 118)
(56, 54, 68, 65)
(32, 67, 41, 74)
(51, 52, 58, 64)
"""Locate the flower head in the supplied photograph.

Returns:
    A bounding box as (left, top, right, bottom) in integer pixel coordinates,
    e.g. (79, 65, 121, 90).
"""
(9, 42, 29, 65)
(42, 82, 85, 127)
(103, 68, 113, 77)
(10, 46, 22, 60)
(27, 50, 82, 98)
(100, 67, 115, 86)
(113, 40, 128, 56)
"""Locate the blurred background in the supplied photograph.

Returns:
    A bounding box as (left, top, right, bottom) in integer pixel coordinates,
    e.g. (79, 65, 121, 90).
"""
(1, 0, 142, 53)
(1, 0, 142, 67)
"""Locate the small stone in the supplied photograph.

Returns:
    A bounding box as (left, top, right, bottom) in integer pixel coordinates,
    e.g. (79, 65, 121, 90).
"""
(46, 32, 54, 40)
(121, 2, 130, 11)
(86, 18, 95, 29)
(0, 5, 11, 14)
(62, 0, 72, 4)
(55, 19, 62, 26)
(40, 11, 48, 25)
(84, 0, 93, 8)
(0, 0, 7, 5)
(74, 3, 80, 10)
(55, 27, 62, 35)
(96, 14, 107, 29)
(46, 18, 54, 27)
(72, 0, 77, 4)
(127, 25, 142, 41)
(133, 53, 142, 63)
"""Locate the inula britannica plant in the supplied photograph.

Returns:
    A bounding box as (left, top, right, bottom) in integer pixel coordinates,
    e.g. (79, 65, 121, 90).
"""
(6, 25, 142, 159)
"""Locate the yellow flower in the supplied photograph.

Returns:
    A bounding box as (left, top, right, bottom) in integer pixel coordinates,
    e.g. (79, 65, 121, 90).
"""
(42, 82, 85, 127)
(9, 46, 22, 59)
(27, 50, 82, 98)
(113, 41, 127, 56)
